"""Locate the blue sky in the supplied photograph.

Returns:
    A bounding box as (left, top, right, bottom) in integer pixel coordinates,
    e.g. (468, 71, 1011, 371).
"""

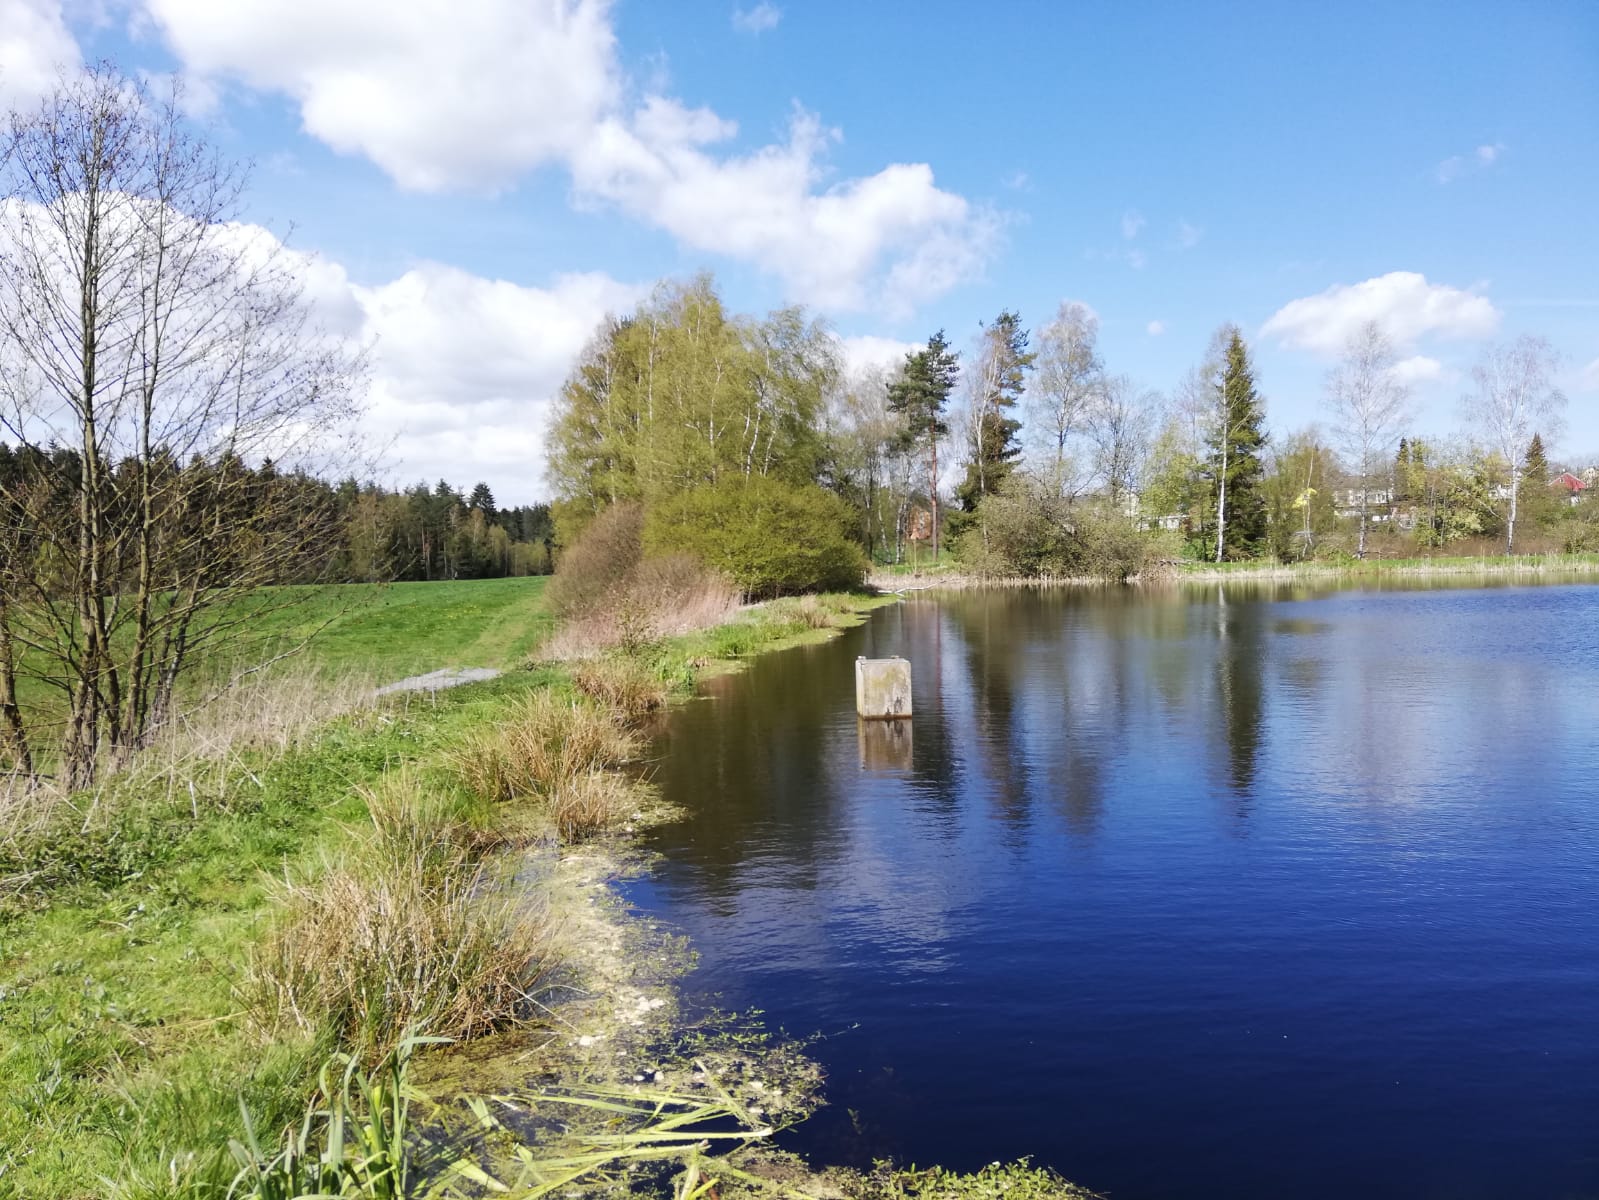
(6, 0, 1596, 501)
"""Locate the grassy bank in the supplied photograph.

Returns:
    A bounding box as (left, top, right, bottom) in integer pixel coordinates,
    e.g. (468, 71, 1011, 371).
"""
(1, 584, 945, 1199)
(1171, 550, 1599, 582)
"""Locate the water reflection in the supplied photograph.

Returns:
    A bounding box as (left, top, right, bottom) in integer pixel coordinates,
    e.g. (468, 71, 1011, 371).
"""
(629, 578, 1599, 1200)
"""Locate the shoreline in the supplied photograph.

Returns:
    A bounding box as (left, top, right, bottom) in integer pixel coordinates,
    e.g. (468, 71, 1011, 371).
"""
(869, 551, 1599, 592)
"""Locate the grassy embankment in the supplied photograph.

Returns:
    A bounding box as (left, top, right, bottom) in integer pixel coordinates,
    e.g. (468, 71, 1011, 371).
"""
(5, 579, 1089, 1200)
(867, 549, 1599, 588)
(1172, 550, 1599, 581)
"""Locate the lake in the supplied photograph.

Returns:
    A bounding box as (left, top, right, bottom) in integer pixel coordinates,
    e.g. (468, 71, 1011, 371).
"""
(624, 580, 1599, 1200)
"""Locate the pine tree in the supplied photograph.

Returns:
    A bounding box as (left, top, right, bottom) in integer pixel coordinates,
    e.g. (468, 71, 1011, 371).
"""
(1202, 330, 1269, 561)
(468, 482, 496, 514)
(886, 331, 960, 558)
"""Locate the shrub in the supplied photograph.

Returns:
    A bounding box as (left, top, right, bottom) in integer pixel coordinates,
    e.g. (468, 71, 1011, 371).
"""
(546, 501, 644, 617)
(956, 474, 1154, 581)
(644, 476, 867, 598)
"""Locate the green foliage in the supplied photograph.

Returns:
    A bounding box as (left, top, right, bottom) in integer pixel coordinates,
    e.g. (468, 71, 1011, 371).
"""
(548, 276, 837, 530)
(955, 474, 1153, 581)
(1263, 431, 1339, 562)
(645, 476, 867, 598)
(853, 1159, 1099, 1200)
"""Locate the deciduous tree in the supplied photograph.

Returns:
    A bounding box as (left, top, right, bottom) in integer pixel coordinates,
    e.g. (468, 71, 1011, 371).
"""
(1462, 335, 1566, 553)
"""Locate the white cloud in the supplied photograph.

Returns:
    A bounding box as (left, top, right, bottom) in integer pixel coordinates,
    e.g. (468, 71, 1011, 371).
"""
(1126, 248, 1147, 270)
(571, 101, 998, 313)
(142, 0, 997, 313)
(0, 0, 80, 109)
(1390, 355, 1444, 385)
(1146, 320, 1165, 337)
(144, 0, 622, 192)
(1001, 169, 1030, 191)
(1120, 209, 1145, 240)
(839, 333, 917, 378)
(352, 264, 643, 498)
(1176, 219, 1201, 249)
(731, 2, 780, 34)
(1436, 142, 1506, 184)
(1261, 271, 1500, 356)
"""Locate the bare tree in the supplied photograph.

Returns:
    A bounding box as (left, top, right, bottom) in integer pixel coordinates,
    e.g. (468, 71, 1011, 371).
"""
(1324, 321, 1409, 556)
(1462, 335, 1566, 553)
(1085, 374, 1160, 508)
(0, 66, 365, 790)
(1030, 301, 1102, 491)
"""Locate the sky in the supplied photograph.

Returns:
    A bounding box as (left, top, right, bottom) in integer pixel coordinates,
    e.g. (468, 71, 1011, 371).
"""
(2, 0, 1596, 503)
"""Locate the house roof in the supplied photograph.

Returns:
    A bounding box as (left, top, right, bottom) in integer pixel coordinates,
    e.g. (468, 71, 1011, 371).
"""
(1552, 472, 1587, 491)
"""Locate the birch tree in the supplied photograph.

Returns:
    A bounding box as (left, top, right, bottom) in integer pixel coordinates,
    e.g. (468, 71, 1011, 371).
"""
(1324, 321, 1409, 556)
(1462, 335, 1565, 553)
(1029, 301, 1102, 492)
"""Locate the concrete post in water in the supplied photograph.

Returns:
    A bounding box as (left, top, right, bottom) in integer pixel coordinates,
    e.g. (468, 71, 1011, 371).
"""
(856, 656, 912, 719)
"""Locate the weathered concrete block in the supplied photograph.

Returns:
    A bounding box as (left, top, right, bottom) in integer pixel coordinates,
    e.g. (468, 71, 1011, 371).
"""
(856, 656, 912, 719)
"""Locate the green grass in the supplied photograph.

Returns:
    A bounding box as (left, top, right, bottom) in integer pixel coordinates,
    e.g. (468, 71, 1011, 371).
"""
(239, 577, 555, 682)
(0, 585, 891, 1199)
(0, 669, 569, 1198)
(1174, 551, 1599, 577)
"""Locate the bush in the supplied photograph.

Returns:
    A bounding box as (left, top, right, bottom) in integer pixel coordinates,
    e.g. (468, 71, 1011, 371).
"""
(571, 655, 670, 719)
(644, 476, 867, 598)
(547, 501, 644, 617)
(956, 474, 1154, 581)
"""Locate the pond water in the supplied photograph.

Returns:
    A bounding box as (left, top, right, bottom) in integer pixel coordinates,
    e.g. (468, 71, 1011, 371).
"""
(623, 581, 1599, 1200)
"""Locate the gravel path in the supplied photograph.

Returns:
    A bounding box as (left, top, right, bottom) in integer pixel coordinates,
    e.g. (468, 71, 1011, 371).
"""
(374, 666, 501, 696)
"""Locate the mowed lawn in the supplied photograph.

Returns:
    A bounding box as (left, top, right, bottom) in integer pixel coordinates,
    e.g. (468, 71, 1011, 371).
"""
(243, 577, 554, 683)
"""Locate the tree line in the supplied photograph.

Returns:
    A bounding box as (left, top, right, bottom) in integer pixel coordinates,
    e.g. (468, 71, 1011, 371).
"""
(549, 279, 1584, 585)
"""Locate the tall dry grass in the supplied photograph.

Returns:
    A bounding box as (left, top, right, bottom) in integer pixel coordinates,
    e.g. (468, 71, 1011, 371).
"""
(253, 775, 553, 1057)
(1, 665, 376, 843)
(569, 655, 670, 719)
(454, 691, 650, 841)
(254, 854, 552, 1057)
(543, 553, 741, 661)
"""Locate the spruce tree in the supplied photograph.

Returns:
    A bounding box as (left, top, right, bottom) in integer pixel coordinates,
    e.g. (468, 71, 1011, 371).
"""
(1202, 330, 1269, 560)
(887, 331, 960, 558)
(1521, 431, 1559, 532)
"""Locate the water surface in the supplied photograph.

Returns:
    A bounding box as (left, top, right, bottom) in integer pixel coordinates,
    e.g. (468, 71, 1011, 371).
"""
(625, 581, 1599, 1199)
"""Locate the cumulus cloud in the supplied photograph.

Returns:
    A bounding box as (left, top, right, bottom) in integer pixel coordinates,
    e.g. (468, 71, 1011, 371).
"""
(1120, 209, 1145, 240)
(731, 2, 780, 34)
(573, 102, 997, 313)
(1261, 271, 1500, 356)
(1437, 142, 1505, 184)
(1175, 219, 1201, 249)
(141, 0, 996, 313)
(351, 264, 643, 498)
(145, 0, 621, 192)
(1146, 320, 1165, 337)
(0, 0, 80, 109)
(1390, 355, 1444, 386)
